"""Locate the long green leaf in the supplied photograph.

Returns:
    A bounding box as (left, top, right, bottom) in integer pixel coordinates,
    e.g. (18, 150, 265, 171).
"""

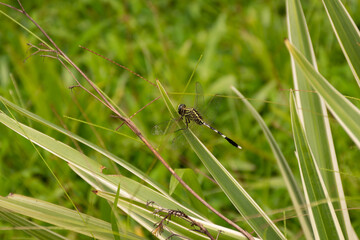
(0, 208, 67, 240)
(111, 184, 122, 240)
(0, 194, 144, 240)
(322, 0, 360, 87)
(0, 96, 176, 197)
(290, 92, 344, 239)
(157, 80, 285, 239)
(0, 96, 165, 193)
(231, 86, 312, 239)
(285, 41, 360, 148)
(286, 0, 353, 237)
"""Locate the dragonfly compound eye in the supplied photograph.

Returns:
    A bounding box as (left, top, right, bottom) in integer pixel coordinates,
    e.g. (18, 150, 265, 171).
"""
(178, 104, 186, 114)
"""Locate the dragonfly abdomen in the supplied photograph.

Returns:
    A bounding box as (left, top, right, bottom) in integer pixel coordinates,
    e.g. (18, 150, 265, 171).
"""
(202, 123, 242, 149)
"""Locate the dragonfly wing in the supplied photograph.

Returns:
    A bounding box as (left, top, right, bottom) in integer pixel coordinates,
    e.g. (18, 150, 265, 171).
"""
(194, 82, 204, 109)
(152, 124, 165, 135)
(152, 119, 177, 135)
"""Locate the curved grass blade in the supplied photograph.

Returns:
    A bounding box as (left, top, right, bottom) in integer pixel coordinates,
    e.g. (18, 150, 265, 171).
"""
(0, 194, 144, 240)
(231, 86, 312, 239)
(0, 208, 67, 240)
(286, 0, 353, 237)
(0, 96, 166, 196)
(111, 184, 122, 240)
(322, 0, 360, 87)
(285, 41, 360, 148)
(290, 92, 345, 239)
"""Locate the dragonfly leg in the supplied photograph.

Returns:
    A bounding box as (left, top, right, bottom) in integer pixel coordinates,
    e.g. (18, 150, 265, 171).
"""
(175, 116, 190, 132)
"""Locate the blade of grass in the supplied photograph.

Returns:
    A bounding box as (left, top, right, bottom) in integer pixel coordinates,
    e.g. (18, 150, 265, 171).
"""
(322, 0, 360, 87)
(286, 0, 353, 237)
(231, 86, 312, 239)
(0, 194, 144, 240)
(285, 41, 360, 148)
(0, 96, 166, 196)
(111, 183, 122, 240)
(0, 208, 67, 240)
(290, 92, 344, 239)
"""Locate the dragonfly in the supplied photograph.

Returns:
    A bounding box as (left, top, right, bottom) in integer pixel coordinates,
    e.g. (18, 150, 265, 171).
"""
(154, 83, 242, 150)
(177, 103, 242, 149)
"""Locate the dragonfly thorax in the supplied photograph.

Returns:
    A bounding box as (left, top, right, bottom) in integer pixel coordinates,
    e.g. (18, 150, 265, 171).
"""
(178, 103, 204, 125)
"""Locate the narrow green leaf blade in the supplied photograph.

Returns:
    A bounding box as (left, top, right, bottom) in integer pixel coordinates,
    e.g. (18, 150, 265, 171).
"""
(286, 0, 353, 237)
(0, 208, 67, 240)
(285, 41, 360, 148)
(290, 92, 344, 239)
(231, 86, 312, 238)
(0, 194, 144, 240)
(111, 184, 122, 240)
(323, 0, 360, 86)
(0, 96, 167, 196)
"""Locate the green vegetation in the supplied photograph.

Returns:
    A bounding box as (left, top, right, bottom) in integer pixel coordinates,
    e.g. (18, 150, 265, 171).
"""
(0, 0, 359, 239)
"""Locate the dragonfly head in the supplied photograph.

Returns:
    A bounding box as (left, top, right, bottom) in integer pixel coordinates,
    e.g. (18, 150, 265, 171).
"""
(177, 104, 186, 115)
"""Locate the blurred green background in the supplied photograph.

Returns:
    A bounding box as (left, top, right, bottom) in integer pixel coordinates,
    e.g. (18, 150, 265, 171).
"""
(1, 0, 359, 238)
